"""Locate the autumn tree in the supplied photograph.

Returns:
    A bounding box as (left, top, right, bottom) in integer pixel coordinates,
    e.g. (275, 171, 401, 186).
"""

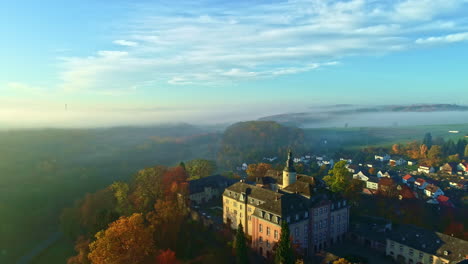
(78, 187, 118, 236)
(67, 236, 91, 264)
(368, 167, 376, 175)
(246, 163, 272, 181)
(448, 154, 461, 163)
(129, 166, 166, 213)
(391, 144, 401, 154)
(427, 145, 442, 165)
(333, 258, 351, 264)
(235, 223, 248, 264)
(185, 159, 216, 180)
(146, 199, 185, 250)
(88, 213, 154, 264)
(111, 181, 132, 216)
(323, 161, 351, 193)
(465, 144, 468, 157)
(275, 221, 295, 264)
(162, 166, 188, 199)
(156, 249, 181, 264)
(419, 144, 428, 159)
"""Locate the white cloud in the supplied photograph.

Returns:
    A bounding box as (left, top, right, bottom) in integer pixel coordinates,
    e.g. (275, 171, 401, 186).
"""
(55, 0, 468, 91)
(415, 32, 468, 44)
(113, 39, 139, 47)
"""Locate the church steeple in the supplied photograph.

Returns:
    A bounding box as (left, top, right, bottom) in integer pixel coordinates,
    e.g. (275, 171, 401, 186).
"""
(284, 150, 296, 172)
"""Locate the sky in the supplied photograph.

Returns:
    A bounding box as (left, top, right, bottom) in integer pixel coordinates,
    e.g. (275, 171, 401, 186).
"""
(1, 0, 468, 128)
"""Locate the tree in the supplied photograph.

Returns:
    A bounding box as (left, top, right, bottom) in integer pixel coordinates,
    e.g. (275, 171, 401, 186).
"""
(368, 167, 376, 175)
(427, 145, 442, 165)
(419, 144, 428, 159)
(391, 144, 401, 154)
(333, 258, 351, 264)
(423, 133, 433, 148)
(246, 163, 272, 181)
(156, 249, 180, 264)
(129, 166, 166, 213)
(465, 144, 468, 158)
(146, 199, 185, 250)
(275, 221, 295, 264)
(88, 213, 154, 264)
(235, 223, 248, 264)
(448, 154, 460, 163)
(67, 236, 91, 264)
(111, 181, 132, 216)
(323, 161, 351, 193)
(185, 159, 216, 180)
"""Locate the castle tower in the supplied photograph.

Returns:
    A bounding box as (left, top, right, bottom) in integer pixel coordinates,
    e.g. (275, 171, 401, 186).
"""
(282, 150, 297, 188)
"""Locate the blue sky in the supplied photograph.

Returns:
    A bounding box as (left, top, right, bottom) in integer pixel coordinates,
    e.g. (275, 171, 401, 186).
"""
(1, 0, 468, 127)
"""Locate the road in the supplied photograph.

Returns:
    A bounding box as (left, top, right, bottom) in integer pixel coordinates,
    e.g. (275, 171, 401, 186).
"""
(16, 232, 62, 264)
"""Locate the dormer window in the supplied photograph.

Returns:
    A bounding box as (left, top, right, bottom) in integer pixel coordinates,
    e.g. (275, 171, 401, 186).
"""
(266, 213, 271, 220)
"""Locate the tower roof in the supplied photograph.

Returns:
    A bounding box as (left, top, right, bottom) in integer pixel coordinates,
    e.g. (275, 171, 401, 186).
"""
(283, 150, 296, 172)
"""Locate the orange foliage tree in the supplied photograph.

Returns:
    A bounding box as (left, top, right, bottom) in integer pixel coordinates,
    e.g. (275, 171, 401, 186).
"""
(67, 236, 91, 264)
(88, 213, 154, 264)
(246, 163, 272, 181)
(156, 249, 181, 264)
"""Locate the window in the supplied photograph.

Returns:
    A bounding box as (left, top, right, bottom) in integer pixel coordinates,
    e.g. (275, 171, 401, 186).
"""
(267, 227, 270, 236)
(331, 204, 334, 210)
(319, 207, 323, 214)
(248, 207, 252, 212)
(259, 224, 263, 233)
(429, 256, 434, 263)
(240, 213, 242, 218)
(409, 249, 414, 256)
(314, 209, 318, 216)
(295, 227, 299, 238)
(240, 204, 242, 209)
(274, 230, 278, 239)
(287, 216, 291, 223)
(319, 220, 322, 229)
(399, 245, 403, 252)
(343, 200, 346, 206)
(314, 223, 317, 230)
(323, 221, 327, 229)
(304, 225, 308, 235)
(295, 214, 299, 220)
(259, 236, 263, 245)
(419, 252, 423, 259)
(337, 201, 341, 208)
(266, 240, 270, 248)
(338, 215, 341, 222)
(390, 242, 395, 248)
(248, 215, 251, 221)
(331, 216, 334, 224)
(305, 211, 309, 218)
(324, 207, 328, 213)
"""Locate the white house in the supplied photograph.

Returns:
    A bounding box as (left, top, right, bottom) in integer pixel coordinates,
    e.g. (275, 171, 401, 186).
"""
(389, 157, 406, 166)
(366, 176, 379, 190)
(377, 171, 391, 178)
(418, 165, 434, 174)
(407, 160, 416, 166)
(457, 162, 468, 176)
(353, 171, 369, 181)
(375, 154, 390, 162)
(424, 184, 444, 198)
(241, 163, 248, 171)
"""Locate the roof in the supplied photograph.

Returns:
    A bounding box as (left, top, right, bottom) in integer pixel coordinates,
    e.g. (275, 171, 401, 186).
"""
(437, 195, 449, 202)
(415, 178, 426, 185)
(425, 184, 440, 193)
(387, 225, 468, 262)
(379, 177, 395, 186)
(189, 175, 236, 194)
(442, 162, 459, 169)
(399, 185, 416, 199)
(368, 176, 379, 183)
(282, 180, 316, 198)
(223, 182, 280, 203)
(403, 174, 413, 180)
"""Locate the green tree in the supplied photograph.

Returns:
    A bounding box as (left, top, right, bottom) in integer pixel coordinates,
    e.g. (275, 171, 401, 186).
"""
(323, 161, 351, 193)
(235, 223, 248, 264)
(423, 133, 433, 148)
(465, 144, 468, 158)
(427, 145, 442, 165)
(185, 159, 216, 180)
(111, 181, 132, 216)
(275, 221, 295, 264)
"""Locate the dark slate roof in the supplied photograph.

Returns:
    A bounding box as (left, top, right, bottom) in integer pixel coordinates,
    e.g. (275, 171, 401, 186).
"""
(189, 175, 237, 194)
(253, 193, 309, 225)
(387, 225, 468, 262)
(368, 176, 379, 183)
(265, 169, 283, 182)
(223, 182, 281, 204)
(282, 181, 316, 198)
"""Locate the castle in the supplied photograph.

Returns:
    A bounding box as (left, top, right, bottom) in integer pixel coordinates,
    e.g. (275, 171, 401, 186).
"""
(223, 151, 349, 258)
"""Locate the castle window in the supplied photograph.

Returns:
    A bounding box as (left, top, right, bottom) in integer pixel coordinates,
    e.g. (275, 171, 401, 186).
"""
(419, 252, 423, 259)
(295, 214, 299, 220)
(259, 224, 263, 233)
(287, 216, 291, 223)
(409, 249, 414, 256)
(274, 230, 278, 239)
(266, 240, 270, 248)
(319, 208, 323, 214)
(267, 227, 270, 236)
(314, 209, 318, 216)
(295, 227, 299, 238)
(331, 216, 334, 224)
(324, 207, 328, 213)
(259, 236, 263, 245)
(305, 211, 309, 218)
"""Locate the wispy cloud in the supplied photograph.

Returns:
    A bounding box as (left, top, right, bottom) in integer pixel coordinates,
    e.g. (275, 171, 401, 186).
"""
(415, 32, 468, 44)
(113, 39, 139, 47)
(54, 0, 468, 92)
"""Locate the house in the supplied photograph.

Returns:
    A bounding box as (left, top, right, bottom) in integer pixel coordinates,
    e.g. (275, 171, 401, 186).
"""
(366, 176, 379, 190)
(189, 175, 237, 205)
(242, 163, 248, 171)
(457, 162, 468, 176)
(402, 174, 415, 185)
(346, 164, 359, 174)
(439, 162, 458, 175)
(389, 157, 407, 166)
(385, 225, 468, 264)
(407, 160, 416, 166)
(353, 171, 369, 181)
(340, 158, 353, 164)
(436, 195, 453, 207)
(415, 178, 428, 190)
(375, 154, 390, 162)
(418, 165, 434, 174)
(449, 179, 468, 191)
(424, 184, 444, 198)
(323, 159, 334, 167)
(349, 216, 392, 253)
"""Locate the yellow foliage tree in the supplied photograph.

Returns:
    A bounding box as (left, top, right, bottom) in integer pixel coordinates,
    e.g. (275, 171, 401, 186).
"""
(88, 213, 154, 264)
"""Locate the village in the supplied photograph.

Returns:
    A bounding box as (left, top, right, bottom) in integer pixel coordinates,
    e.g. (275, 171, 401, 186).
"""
(187, 149, 468, 264)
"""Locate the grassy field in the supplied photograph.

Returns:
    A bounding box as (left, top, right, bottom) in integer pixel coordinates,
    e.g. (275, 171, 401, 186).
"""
(304, 123, 468, 151)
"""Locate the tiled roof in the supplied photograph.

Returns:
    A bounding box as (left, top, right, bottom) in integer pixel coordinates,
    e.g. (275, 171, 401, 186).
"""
(189, 175, 237, 194)
(403, 174, 413, 180)
(436, 195, 449, 202)
(425, 184, 440, 193)
(415, 178, 426, 185)
(387, 225, 468, 262)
